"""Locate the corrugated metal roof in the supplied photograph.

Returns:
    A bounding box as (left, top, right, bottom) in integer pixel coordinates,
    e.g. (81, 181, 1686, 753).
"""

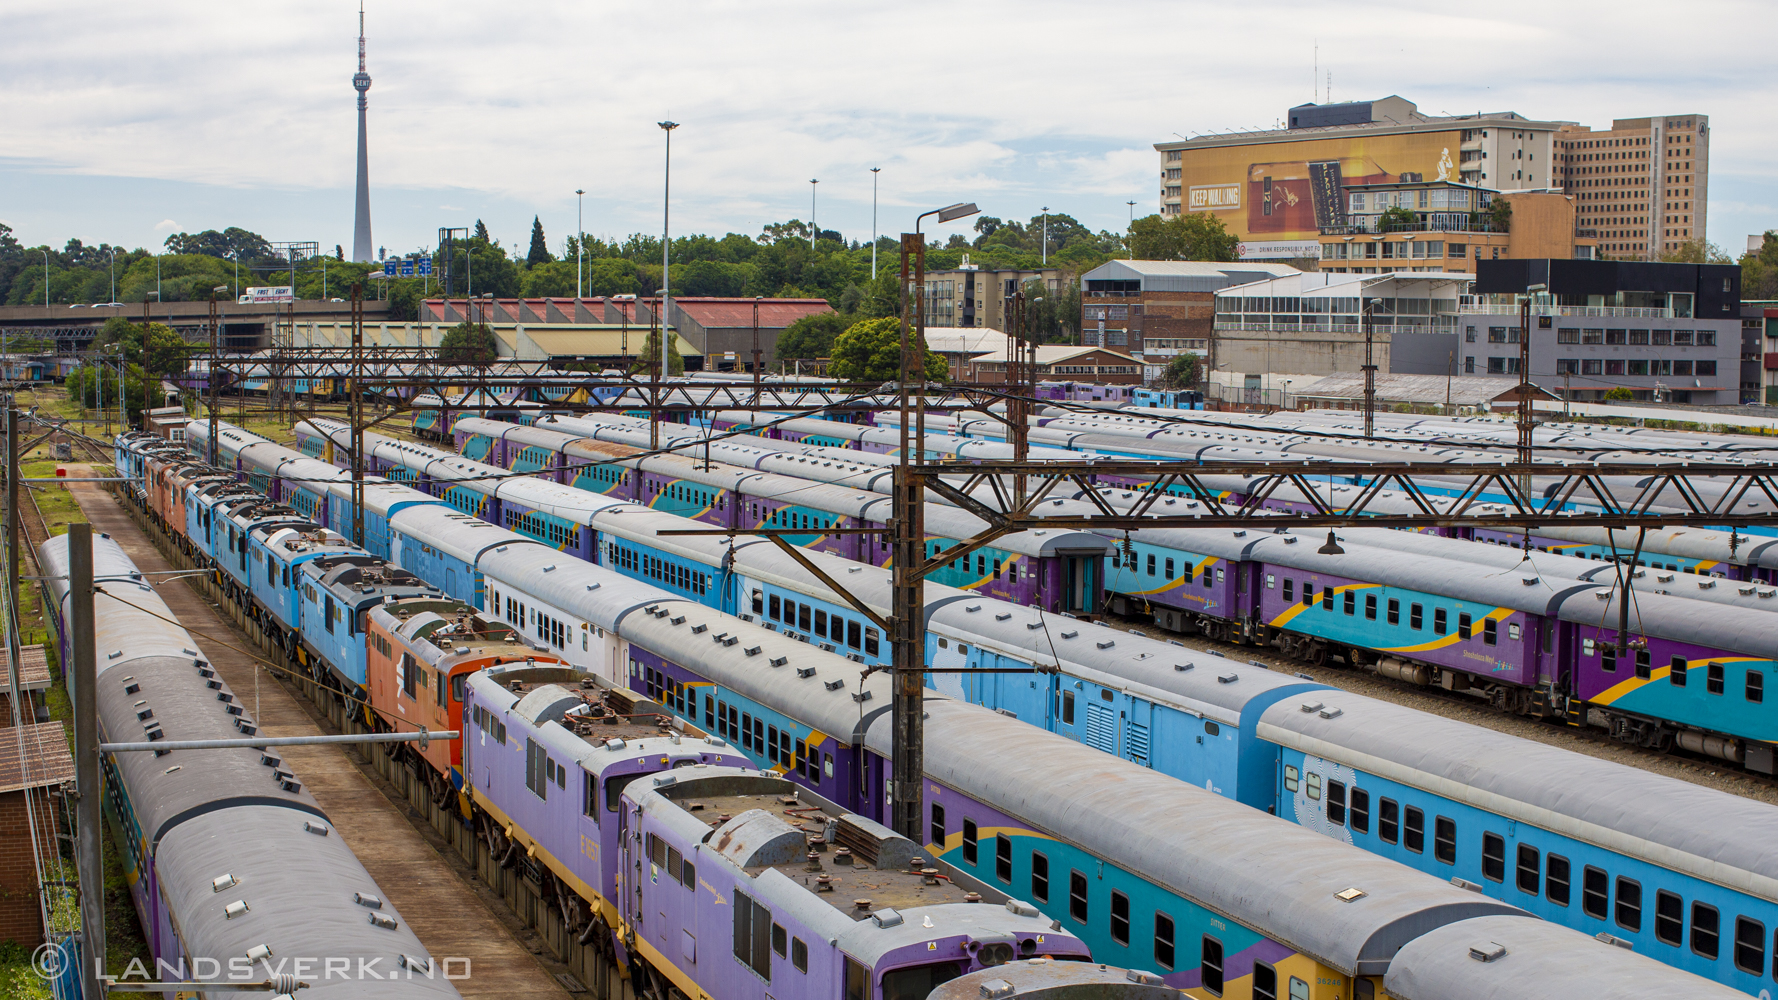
(924, 328, 1006, 356)
(672, 298, 833, 329)
(0, 722, 72, 794)
(1294, 372, 1553, 405)
(1082, 259, 1302, 293)
(969, 344, 1139, 365)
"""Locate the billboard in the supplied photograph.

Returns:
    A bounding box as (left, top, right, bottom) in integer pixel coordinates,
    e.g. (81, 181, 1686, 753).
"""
(1176, 130, 1462, 241)
(239, 286, 294, 304)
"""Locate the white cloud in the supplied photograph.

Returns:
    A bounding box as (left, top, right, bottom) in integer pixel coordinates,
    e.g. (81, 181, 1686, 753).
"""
(152, 218, 179, 232)
(2, 0, 1774, 251)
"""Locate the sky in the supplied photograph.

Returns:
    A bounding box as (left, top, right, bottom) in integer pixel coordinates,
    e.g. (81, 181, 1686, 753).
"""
(2, 0, 1774, 260)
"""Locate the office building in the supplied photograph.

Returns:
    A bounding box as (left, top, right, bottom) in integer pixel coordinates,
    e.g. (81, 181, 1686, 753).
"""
(1555, 115, 1708, 260)
(923, 261, 1067, 330)
(1154, 97, 1569, 258)
(1078, 260, 1299, 377)
(1208, 271, 1471, 377)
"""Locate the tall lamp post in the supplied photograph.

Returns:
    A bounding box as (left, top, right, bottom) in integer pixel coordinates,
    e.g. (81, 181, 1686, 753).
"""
(1126, 201, 1137, 258)
(575, 188, 586, 301)
(40, 249, 49, 307)
(106, 247, 116, 304)
(1041, 206, 1049, 266)
(892, 200, 979, 843)
(1362, 296, 1383, 437)
(810, 179, 819, 250)
(657, 121, 680, 452)
(870, 167, 881, 279)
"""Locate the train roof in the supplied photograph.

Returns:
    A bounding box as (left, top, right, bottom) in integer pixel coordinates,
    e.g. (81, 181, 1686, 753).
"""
(1256, 691, 1778, 900)
(154, 804, 457, 998)
(1383, 914, 1747, 1000)
(726, 539, 1320, 727)
(929, 961, 1182, 1000)
(869, 698, 1523, 977)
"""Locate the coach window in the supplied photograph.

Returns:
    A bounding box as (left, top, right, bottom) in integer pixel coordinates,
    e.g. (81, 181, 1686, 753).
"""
(1109, 891, 1130, 945)
(848, 620, 862, 650)
(1201, 937, 1225, 997)
(1582, 866, 1609, 920)
(791, 937, 807, 973)
(1516, 844, 1540, 894)
(814, 610, 827, 637)
(1349, 788, 1370, 834)
(1404, 808, 1426, 854)
(1364, 594, 1377, 620)
(1282, 579, 1294, 602)
(799, 604, 811, 631)
(1282, 765, 1298, 792)
(1164, 558, 1175, 579)
(1433, 608, 1447, 634)
(1708, 662, 1725, 694)
(1621, 875, 1642, 932)
(1069, 870, 1088, 923)
(1410, 603, 1424, 630)
(1481, 832, 1505, 882)
(1321, 586, 1332, 610)
(1061, 691, 1076, 725)
(1153, 911, 1175, 969)
(1387, 598, 1400, 625)
(1458, 612, 1472, 637)
(1433, 816, 1457, 864)
(1602, 643, 1618, 672)
(962, 819, 978, 865)
(1670, 657, 1688, 686)
(864, 628, 880, 657)
(1031, 852, 1050, 902)
(1692, 903, 1720, 959)
(1546, 854, 1571, 906)
(1252, 962, 1277, 1000)
(1343, 591, 1355, 616)
(1378, 798, 1398, 844)
(1266, 574, 1275, 590)
(1325, 780, 1346, 825)
(995, 835, 1013, 883)
(1146, 554, 1156, 576)
(1655, 891, 1683, 946)
(1483, 619, 1499, 646)
(1633, 648, 1651, 679)
(1748, 670, 1764, 703)
(768, 595, 781, 620)
(930, 804, 945, 847)
(1735, 917, 1766, 975)
(1303, 583, 1315, 607)
(1305, 772, 1321, 800)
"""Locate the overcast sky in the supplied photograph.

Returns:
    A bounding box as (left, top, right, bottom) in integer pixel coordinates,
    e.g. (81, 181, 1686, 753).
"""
(3, 0, 1772, 259)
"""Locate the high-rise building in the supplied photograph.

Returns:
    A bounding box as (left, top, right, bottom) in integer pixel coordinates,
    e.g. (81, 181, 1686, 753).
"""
(351, 2, 374, 264)
(1555, 115, 1708, 261)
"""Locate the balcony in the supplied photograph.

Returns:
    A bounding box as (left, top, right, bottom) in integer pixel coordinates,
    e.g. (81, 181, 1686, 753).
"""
(1457, 305, 1673, 318)
(1320, 217, 1507, 237)
(1574, 228, 1599, 239)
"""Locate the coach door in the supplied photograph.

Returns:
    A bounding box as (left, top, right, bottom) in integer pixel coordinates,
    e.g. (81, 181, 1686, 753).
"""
(1062, 552, 1099, 616)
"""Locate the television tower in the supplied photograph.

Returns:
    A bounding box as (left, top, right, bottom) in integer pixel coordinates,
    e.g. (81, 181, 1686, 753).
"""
(350, 1, 373, 263)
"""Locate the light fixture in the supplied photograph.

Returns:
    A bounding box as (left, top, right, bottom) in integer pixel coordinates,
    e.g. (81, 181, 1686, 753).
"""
(935, 203, 980, 224)
(1318, 530, 1345, 555)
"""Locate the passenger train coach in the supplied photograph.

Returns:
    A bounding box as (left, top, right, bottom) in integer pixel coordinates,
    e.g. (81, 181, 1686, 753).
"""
(105, 434, 1748, 1000)
(138, 422, 1778, 996)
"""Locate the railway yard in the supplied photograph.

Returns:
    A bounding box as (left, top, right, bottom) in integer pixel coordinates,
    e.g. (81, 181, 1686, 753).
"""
(12, 378, 1778, 1000)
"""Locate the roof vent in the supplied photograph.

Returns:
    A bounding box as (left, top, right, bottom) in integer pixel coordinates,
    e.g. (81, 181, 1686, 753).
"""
(1060, 630, 1079, 640)
(1283, 536, 1299, 544)
(1217, 672, 1238, 684)
(852, 690, 873, 703)
(1468, 941, 1507, 963)
(1521, 577, 1538, 586)
(354, 892, 383, 909)
(1699, 579, 1717, 589)
(824, 679, 845, 692)
(1174, 663, 1194, 672)
(223, 900, 249, 919)
(245, 944, 273, 962)
(303, 822, 330, 836)
(368, 913, 398, 930)
(1300, 700, 1324, 713)
(606, 738, 627, 751)
(870, 908, 904, 928)
(979, 980, 1015, 1000)
(1595, 931, 1633, 950)
(1334, 887, 1367, 902)
(965, 605, 982, 613)
(995, 613, 1011, 622)
(797, 667, 817, 679)
(211, 874, 238, 893)
(1594, 589, 1612, 601)
(770, 656, 788, 667)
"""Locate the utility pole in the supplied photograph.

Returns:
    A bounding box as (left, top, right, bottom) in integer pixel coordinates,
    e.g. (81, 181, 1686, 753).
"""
(870, 168, 881, 280)
(207, 296, 221, 466)
(68, 523, 103, 1000)
(6, 408, 21, 712)
(1517, 283, 1544, 498)
(891, 231, 926, 841)
(1363, 297, 1379, 437)
(751, 296, 762, 401)
(350, 284, 365, 547)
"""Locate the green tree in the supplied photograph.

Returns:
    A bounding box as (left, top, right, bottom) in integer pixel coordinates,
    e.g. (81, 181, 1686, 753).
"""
(1604, 386, 1634, 401)
(585, 259, 641, 297)
(775, 313, 849, 361)
(827, 317, 947, 383)
(1377, 207, 1418, 233)
(66, 361, 152, 422)
(1482, 197, 1512, 233)
(438, 321, 500, 364)
(474, 219, 491, 243)
(630, 328, 684, 376)
(1162, 353, 1201, 388)
(1660, 237, 1732, 264)
(1126, 213, 1238, 262)
(1741, 232, 1778, 300)
(520, 260, 580, 297)
(527, 216, 552, 266)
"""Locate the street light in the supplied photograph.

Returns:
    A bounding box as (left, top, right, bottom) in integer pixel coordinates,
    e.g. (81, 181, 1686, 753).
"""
(657, 121, 680, 427)
(870, 167, 881, 279)
(106, 247, 116, 304)
(1126, 201, 1137, 258)
(575, 188, 586, 301)
(810, 179, 818, 250)
(1041, 207, 1049, 266)
(41, 249, 49, 307)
